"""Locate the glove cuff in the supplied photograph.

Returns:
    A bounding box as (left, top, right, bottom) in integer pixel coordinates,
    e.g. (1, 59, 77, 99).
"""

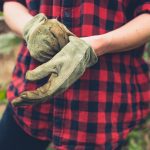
(23, 13, 47, 42)
(69, 36, 98, 67)
(87, 46, 98, 67)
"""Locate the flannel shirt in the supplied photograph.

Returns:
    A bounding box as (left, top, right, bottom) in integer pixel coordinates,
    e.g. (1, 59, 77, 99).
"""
(3, 0, 150, 149)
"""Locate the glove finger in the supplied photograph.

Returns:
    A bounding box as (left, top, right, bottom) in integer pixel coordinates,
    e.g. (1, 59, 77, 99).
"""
(49, 19, 74, 48)
(20, 75, 57, 101)
(42, 49, 56, 58)
(26, 59, 58, 81)
(43, 31, 61, 52)
(29, 27, 59, 52)
(26, 67, 57, 81)
(36, 49, 56, 63)
(55, 20, 75, 36)
(57, 31, 69, 48)
(46, 33, 61, 53)
(29, 23, 60, 57)
(50, 26, 67, 48)
(30, 33, 58, 63)
(27, 49, 65, 81)
(12, 97, 36, 106)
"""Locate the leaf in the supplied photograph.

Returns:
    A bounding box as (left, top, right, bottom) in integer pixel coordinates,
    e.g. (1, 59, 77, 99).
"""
(0, 90, 6, 100)
(0, 33, 21, 54)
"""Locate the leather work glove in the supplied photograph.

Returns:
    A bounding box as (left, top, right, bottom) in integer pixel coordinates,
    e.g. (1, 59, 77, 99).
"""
(24, 13, 74, 62)
(12, 36, 98, 106)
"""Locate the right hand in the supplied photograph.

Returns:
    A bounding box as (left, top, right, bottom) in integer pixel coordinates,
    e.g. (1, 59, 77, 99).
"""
(12, 36, 98, 106)
(23, 13, 74, 62)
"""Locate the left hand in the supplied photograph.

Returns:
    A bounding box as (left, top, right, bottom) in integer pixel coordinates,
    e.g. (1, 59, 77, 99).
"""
(23, 13, 74, 62)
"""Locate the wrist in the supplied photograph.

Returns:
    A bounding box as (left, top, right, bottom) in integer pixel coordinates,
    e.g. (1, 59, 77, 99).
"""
(3, 2, 34, 37)
(10, 14, 33, 38)
(92, 35, 110, 56)
(81, 34, 112, 56)
(20, 14, 33, 37)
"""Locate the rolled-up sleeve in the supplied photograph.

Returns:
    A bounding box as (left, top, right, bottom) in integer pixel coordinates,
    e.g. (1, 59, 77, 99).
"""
(134, 1, 150, 17)
(2, 0, 26, 3)
(0, 0, 26, 11)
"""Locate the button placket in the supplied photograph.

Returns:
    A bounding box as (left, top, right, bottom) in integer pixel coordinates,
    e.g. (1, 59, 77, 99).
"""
(53, 97, 68, 146)
(61, 8, 72, 29)
(64, 10, 71, 18)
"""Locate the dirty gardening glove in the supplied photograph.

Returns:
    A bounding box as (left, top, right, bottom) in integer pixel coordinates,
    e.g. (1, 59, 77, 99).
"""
(12, 36, 98, 106)
(24, 13, 74, 62)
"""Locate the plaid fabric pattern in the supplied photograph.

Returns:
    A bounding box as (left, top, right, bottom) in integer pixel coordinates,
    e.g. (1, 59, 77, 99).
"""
(5, 0, 150, 149)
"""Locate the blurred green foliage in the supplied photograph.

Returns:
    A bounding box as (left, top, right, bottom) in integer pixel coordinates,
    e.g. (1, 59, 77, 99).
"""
(0, 33, 21, 54)
(123, 116, 150, 150)
(0, 89, 7, 104)
(0, 12, 21, 54)
(144, 43, 150, 63)
(127, 129, 147, 150)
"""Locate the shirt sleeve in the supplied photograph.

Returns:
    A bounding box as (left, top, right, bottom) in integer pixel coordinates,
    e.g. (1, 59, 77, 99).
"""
(133, 1, 150, 17)
(0, 0, 26, 11)
(2, 0, 26, 4)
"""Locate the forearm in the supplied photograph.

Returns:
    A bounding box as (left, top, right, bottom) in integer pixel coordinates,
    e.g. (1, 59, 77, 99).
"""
(3, 2, 33, 37)
(84, 14, 150, 56)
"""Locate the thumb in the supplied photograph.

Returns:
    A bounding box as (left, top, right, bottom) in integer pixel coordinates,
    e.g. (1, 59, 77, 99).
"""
(26, 60, 57, 81)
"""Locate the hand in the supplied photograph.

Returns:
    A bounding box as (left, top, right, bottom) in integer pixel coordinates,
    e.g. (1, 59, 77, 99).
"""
(12, 36, 98, 106)
(23, 13, 75, 62)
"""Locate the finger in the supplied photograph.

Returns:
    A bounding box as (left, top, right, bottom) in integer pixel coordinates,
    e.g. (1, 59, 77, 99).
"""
(63, 25, 75, 36)
(36, 49, 55, 63)
(46, 33, 61, 53)
(12, 97, 35, 106)
(49, 19, 73, 48)
(30, 34, 58, 63)
(26, 61, 57, 81)
(50, 25, 67, 48)
(20, 79, 53, 101)
(56, 20, 75, 36)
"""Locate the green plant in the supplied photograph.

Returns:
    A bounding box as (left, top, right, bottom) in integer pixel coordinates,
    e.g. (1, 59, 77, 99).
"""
(0, 12, 22, 54)
(143, 43, 150, 62)
(0, 89, 7, 104)
(122, 115, 150, 150)
(0, 33, 21, 54)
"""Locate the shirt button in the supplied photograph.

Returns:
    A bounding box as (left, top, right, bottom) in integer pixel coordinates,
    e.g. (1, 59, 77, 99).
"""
(54, 117, 63, 128)
(64, 11, 71, 18)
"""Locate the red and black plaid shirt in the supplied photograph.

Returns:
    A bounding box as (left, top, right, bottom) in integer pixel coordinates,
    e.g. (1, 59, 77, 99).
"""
(3, 0, 150, 149)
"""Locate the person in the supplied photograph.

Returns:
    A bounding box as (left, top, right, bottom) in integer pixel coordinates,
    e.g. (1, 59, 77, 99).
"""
(0, 0, 150, 150)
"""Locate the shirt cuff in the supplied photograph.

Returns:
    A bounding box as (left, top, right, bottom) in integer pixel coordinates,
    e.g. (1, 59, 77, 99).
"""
(134, 3, 150, 17)
(3, 0, 17, 1)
